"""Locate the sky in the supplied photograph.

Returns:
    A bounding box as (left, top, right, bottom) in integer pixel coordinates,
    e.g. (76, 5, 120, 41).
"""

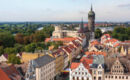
(0, 0, 130, 22)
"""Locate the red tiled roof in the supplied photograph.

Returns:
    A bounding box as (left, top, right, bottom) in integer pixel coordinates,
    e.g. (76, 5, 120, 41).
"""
(109, 39, 118, 43)
(85, 51, 106, 56)
(77, 38, 83, 43)
(2, 65, 22, 80)
(102, 34, 111, 38)
(71, 62, 80, 69)
(114, 43, 120, 47)
(68, 44, 76, 49)
(52, 48, 67, 57)
(82, 60, 90, 69)
(72, 40, 80, 47)
(0, 68, 10, 80)
(45, 37, 77, 42)
(91, 40, 100, 46)
(63, 46, 72, 54)
(71, 61, 90, 70)
(122, 40, 130, 44)
(104, 38, 119, 44)
(80, 57, 93, 64)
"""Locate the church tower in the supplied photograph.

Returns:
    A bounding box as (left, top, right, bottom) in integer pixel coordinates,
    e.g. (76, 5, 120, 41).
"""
(88, 5, 95, 40)
(88, 5, 95, 32)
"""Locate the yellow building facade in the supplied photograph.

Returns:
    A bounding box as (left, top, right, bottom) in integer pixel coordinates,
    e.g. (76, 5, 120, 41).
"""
(21, 52, 44, 63)
(49, 53, 64, 75)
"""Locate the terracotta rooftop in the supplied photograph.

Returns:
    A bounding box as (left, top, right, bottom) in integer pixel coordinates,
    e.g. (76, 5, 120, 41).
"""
(85, 51, 106, 57)
(91, 40, 100, 46)
(45, 37, 77, 42)
(68, 44, 76, 49)
(71, 61, 90, 70)
(62, 46, 72, 54)
(2, 65, 22, 80)
(71, 62, 80, 69)
(80, 57, 93, 65)
(101, 34, 111, 39)
(104, 38, 119, 44)
(72, 40, 80, 47)
(0, 68, 10, 80)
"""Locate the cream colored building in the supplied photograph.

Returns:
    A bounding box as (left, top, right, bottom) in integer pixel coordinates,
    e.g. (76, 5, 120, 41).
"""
(70, 62, 92, 80)
(52, 26, 79, 38)
(105, 58, 130, 80)
(92, 64, 104, 80)
(35, 55, 55, 80)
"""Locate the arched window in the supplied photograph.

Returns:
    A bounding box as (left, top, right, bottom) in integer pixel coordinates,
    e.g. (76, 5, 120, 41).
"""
(98, 77, 102, 80)
(82, 77, 84, 80)
(77, 77, 79, 80)
(94, 76, 96, 80)
(73, 77, 75, 80)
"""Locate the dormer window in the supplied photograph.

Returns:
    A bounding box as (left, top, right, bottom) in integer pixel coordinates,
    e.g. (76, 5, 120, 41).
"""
(99, 66, 101, 69)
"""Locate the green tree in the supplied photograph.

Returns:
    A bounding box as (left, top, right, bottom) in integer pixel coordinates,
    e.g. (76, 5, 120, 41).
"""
(15, 33, 24, 44)
(24, 43, 37, 53)
(95, 28, 102, 39)
(8, 54, 21, 64)
(42, 26, 54, 38)
(0, 32, 15, 47)
(4, 47, 17, 54)
(0, 46, 4, 56)
(112, 27, 129, 41)
(14, 44, 24, 53)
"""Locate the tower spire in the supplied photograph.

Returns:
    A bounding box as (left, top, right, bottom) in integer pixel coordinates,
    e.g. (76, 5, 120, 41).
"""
(81, 17, 84, 29)
(91, 4, 93, 11)
(78, 17, 84, 33)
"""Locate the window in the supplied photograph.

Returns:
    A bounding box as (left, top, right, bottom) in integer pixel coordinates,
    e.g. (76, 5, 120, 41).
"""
(122, 76, 124, 79)
(98, 71, 102, 74)
(115, 76, 117, 79)
(77, 77, 79, 80)
(73, 77, 75, 80)
(82, 77, 84, 80)
(119, 76, 121, 79)
(94, 77, 96, 80)
(98, 77, 101, 80)
(126, 76, 128, 79)
(94, 71, 96, 74)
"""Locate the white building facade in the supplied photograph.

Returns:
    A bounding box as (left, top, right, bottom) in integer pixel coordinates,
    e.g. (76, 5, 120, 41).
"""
(70, 62, 92, 80)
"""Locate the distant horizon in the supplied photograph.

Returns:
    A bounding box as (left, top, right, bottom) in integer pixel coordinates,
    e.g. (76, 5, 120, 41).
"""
(0, 21, 130, 23)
